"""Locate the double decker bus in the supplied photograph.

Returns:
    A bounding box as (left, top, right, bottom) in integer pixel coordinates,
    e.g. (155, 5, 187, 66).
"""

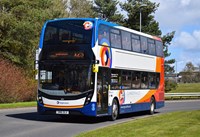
(36, 18, 164, 120)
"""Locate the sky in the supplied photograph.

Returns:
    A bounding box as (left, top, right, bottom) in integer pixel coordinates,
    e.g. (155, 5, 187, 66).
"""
(150, 0, 200, 72)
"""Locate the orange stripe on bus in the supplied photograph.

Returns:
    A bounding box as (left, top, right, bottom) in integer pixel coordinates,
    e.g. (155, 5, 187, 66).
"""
(136, 90, 156, 103)
(156, 57, 162, 72)
(44, 104, 83, 109)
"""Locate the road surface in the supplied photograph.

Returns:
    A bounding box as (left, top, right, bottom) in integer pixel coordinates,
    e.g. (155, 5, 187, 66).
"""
(0, 100, 200, 137)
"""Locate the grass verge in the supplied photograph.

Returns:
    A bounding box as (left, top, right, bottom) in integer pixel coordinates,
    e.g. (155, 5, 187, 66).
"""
(170, 83, 200, 93)
(165, 96, 200, 100)
(76, 110, 200, 137)
(0, 101, 37, 109)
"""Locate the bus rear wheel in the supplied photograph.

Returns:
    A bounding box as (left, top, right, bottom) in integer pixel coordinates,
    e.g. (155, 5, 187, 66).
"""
(149, 97, 155, 115)
(110, 99, 119, 121)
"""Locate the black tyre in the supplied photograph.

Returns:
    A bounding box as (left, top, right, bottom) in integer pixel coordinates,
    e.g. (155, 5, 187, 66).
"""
(149, 97, 155, 115)
(110, 99, 119, 121)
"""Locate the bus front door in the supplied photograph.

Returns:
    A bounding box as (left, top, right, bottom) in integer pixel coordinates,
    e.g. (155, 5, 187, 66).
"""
(97, 67, 109, 114)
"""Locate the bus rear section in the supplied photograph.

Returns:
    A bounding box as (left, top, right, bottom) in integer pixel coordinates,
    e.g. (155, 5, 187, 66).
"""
(37, 19, 98, 117)
(94, 21, 165, 120)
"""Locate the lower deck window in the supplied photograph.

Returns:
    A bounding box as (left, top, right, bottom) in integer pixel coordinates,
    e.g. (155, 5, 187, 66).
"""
(110, 69, 160, 90)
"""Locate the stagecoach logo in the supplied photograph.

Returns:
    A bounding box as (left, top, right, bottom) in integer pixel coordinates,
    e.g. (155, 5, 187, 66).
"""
(83, 21, 93, 30)
(57, 101, 69, 105)
(118, 90, 125, 105)
(100, 46, 112, 68)
(121, 105, 131, 109)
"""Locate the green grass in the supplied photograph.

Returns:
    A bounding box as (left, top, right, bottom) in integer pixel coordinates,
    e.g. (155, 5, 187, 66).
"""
(0, 101, 37, 109)
(170, 83, 200, 93)
(76, 110, 200, 137)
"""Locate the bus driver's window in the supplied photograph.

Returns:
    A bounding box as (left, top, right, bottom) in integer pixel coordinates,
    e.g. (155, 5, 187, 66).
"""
(55, 71, 65, 89)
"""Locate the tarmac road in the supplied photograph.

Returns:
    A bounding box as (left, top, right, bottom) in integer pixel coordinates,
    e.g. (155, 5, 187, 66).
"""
(0, 100, 200, 137)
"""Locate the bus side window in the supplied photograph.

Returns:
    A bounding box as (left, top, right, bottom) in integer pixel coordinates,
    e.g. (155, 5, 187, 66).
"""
(132, 71, 141, 89)
(156, 41, 164, 57)
(149, 73, 156, 89)
(132, 39, 141, 52)
(110, 29, 122, 49)
(148, 39, 156, 56)
(122, 31, 131, 50)
(111, 69, 121, 90)
(121, 70, 132, 89)
(98, 24, 110, 46)
(131, 34, 141, 53)
(141, 36, 148, 54)
(141, 72, 148, 89)
(156, 73, 160, 88)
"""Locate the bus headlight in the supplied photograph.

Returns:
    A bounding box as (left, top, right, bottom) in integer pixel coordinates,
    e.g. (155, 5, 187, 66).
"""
(84, 91, 93, 105)
(37, 92, 43, 104)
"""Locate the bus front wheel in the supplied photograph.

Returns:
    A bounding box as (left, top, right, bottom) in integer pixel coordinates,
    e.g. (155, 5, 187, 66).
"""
(110, 99, 119, 121)
(149, 97, 155, 115)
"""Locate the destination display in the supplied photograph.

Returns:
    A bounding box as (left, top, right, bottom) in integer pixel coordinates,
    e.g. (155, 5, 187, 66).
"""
(48, 51, 85, 59)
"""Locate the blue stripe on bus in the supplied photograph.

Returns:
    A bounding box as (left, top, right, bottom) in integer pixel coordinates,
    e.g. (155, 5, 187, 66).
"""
(39, 21, 48, 49)
(91, 22, 96, 48)
(119, 103, 151, 114)
(156, 101, 165, 109)
(38, 101, 164, 117)
(81, 102, 97, 116)
(108, 101, 165, 115)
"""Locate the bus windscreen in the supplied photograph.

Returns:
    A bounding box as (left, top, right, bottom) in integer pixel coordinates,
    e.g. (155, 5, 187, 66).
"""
(39, 63, 93, 95)
(43, 20, 93, 45)
(40, 20, 94, 60)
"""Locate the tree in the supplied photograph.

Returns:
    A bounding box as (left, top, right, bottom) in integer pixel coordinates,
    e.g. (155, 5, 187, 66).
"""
(184, 62, 195, 72)
(121, 0, 161, 35)
(67, 0, 95, 18)
(181, 62, 195, 83)
(93, 0, 124, 23)
(162, 31, 176, 74)
(197, 63, 200, 72)
(0, 0, 67, 73)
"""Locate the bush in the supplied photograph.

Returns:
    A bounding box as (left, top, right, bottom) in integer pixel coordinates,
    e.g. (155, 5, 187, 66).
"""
(165, 79, 177, 93)
(0, 58, 37, 103)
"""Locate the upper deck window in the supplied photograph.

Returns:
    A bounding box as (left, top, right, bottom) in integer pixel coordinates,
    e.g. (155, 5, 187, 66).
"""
(122, 31, 131, 50)
(41, 20, 94, 60)
(132, 34, 141, 52)
(110, 29, 122, 48)
(141, 36, 148, 54)
(98, 25, 110, 46)
(97, 23, 164, 58)
(44, 20, 93, 45)
(156, 41, 164, 57)
(148, 39, 156, 56)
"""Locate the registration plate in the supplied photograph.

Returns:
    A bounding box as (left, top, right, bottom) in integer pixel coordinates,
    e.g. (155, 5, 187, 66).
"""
(56, 111, 69, 115)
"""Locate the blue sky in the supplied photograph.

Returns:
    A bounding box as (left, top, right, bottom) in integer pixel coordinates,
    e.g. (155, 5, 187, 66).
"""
(151, 0, 200, 72)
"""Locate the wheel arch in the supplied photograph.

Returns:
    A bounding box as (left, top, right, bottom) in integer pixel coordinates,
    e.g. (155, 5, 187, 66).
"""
(112, 97, 120, 114)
